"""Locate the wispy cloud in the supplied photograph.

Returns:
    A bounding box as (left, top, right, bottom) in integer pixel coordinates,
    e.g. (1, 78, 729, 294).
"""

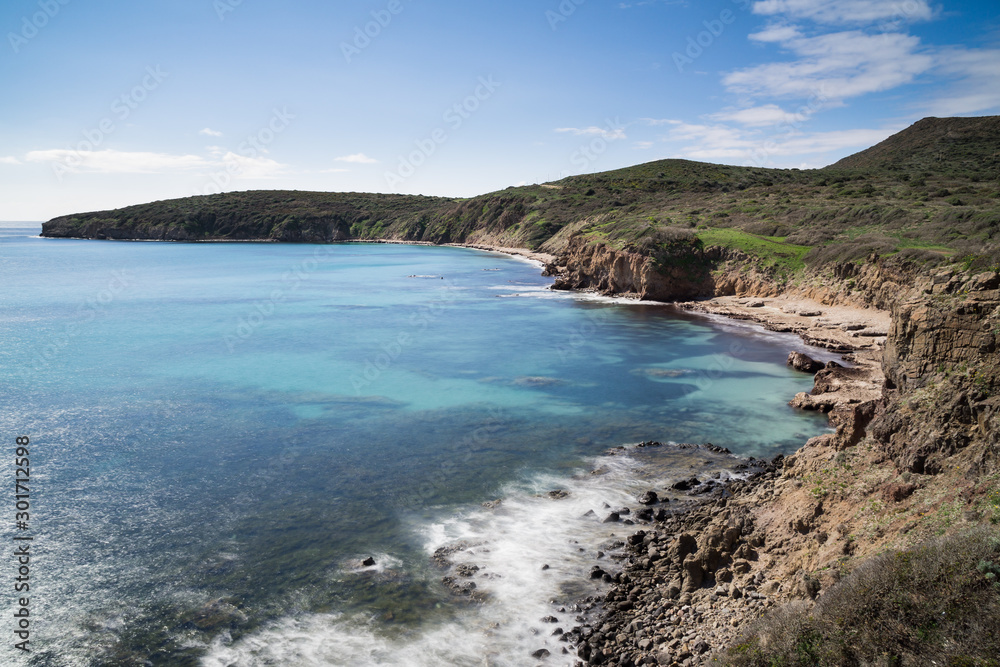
(218, 152, 288, 179)
(199, 127, 223, 137)
(642, 118, 897, 166)
(335, 153, 378, 164)
(320, 167, 351, 173)
(23, 149, 288, 178)
(711, 104, 808, 127)
(725, 30, 933, 101)
(25, 149, 211, 173)
(751, 0, 932, 24)
(555, 126, 627, 140)
(0, 156, 21, 165)
(924, 48, 1000, 116)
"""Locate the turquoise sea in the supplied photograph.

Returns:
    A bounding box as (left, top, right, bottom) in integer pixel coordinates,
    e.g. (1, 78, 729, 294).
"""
(0, 224, 833, 666)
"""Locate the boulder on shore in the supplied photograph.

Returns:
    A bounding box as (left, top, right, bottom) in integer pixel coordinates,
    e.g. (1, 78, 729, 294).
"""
(787, 351, 824, 374)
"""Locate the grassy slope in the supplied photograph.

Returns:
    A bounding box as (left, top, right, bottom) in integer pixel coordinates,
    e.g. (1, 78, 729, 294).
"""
(43, 116, 1000, 276)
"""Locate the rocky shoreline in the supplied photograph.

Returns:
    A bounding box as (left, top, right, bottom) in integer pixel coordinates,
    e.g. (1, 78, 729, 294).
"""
(560, 296, 890, 666)
(572, 448, 786, 667)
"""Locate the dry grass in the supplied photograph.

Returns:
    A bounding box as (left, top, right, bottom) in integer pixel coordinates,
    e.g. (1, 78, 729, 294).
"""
(721, 527, 1000, 666)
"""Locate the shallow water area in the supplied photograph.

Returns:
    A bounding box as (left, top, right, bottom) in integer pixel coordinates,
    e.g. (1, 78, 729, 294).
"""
(0, 226, 831, 665)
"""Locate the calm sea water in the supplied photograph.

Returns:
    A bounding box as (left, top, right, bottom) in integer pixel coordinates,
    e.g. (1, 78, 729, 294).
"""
(0, 224, 832, 666)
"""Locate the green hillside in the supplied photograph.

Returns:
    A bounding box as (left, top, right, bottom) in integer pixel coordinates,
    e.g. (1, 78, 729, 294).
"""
(43, 116, 1000, 273)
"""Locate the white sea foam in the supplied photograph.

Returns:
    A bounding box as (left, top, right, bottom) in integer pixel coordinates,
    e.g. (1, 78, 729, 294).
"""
(201, 451, 685, 667)
(487, 284, 668, 306)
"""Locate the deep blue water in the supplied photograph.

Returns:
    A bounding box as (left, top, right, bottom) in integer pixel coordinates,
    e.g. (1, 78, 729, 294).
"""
(0, 224, 831, 666)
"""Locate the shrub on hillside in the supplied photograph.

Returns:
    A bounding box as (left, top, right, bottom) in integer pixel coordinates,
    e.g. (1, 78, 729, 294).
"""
(721, 527, 1000, 666)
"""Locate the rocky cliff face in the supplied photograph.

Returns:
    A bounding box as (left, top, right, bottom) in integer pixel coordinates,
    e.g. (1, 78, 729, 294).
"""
(550, 235, 1000, 477)
(872, 270, 1000, 474)
(547, 236, 786, 302)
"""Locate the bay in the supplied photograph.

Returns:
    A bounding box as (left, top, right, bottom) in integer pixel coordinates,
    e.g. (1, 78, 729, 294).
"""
(0, 225, 831, 665)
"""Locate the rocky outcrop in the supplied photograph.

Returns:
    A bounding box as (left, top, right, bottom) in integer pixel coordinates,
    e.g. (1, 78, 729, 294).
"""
(787, 352, 823, 374)
(547, 236, 715, 301)
(872, 269, 1000, 474)
(547, 236, 789, 302)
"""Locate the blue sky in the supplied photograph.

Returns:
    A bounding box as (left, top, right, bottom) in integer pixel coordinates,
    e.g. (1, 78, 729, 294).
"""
(1, 0, 998, 220)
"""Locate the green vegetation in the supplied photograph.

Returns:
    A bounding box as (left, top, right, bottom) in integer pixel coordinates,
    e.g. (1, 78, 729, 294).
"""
(696, 228, 810, 275)
(722, 528, 1000, 667)
(42, 116, 1000, 277)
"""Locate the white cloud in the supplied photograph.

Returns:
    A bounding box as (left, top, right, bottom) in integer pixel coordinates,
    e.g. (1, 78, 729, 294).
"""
(219, 152, 287, 179)
(0, 156, 20, 165)
(924, 48, 1000, 116)
(25, 149, 211, 173)
(555, 126, 627, 140)
(651, 118, 897, 166)
(711, 104, 808, 127)
(22, 148, 288, 179)
(633, 141, 655, 149)
(199, 128, 223, 137)
(335, 153, 378, 164)
(751, 0, 932, 24)
(320, 167, 351, 174)
(724, 30, 934, 101)
(749, 24, 802, 43)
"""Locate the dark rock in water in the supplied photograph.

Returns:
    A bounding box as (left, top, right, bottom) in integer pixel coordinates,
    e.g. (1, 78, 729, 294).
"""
(541, 564, 550, 570)
(638, 490, 658, 505)
(531, 648, 550, 659)
(671, 477, 699, 491)
(825, 360, 844, 369)
(548, 489, 570, 499)
(636, 508, 654, 521)
(582, 509, 596, 518)
(455, 563, 479, 577)
(590, 566, 607, 579)
(603, 512, 620, 523)
(541, 615, 559, 623)
(787, 351, 824, 373)
(618, 507, 631, 515)
(361, 557, 376, 567)
(654, 508, 669, 521)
